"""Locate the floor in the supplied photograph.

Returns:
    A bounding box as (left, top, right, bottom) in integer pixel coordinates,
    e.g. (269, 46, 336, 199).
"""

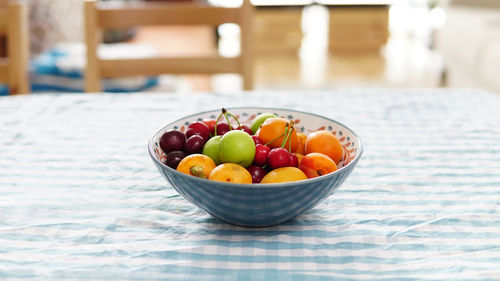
(132, 4, 445, 93)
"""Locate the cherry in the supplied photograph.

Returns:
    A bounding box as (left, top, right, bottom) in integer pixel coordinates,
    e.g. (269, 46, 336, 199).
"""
(268, 148, 290, 170)
(160, 130, 186, 153)
(216, 123, 231, 136)
(165, 150, 187, 169)
(238, 125, 252, 135)
(289, 153, 299, 167)
(247, 164, 267, 183)
(186, 121, 211, 143)
(254, 144, 270, 166)
(202, 119, 216, 136)
(251, 135, 263, 145)
(185, 135, 204, 154)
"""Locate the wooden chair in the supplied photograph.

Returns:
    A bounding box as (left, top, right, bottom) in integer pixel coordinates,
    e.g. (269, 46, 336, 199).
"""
(0, 1, 29, 94)
(84, 0, 253, 92)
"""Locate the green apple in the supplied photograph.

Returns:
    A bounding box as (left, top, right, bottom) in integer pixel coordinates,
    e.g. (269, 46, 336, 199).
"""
(202, 136, 222, 165)
(250, 112, 278, 134)
(218, 130, 255, 167)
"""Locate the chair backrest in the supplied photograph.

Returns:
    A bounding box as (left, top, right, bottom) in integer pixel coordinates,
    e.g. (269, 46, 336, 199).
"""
(84, 0, 253, 92)
(0, 1, 29, 94)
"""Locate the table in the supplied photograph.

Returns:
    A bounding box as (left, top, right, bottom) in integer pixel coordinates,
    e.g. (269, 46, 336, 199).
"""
(1, 89, 499, 280)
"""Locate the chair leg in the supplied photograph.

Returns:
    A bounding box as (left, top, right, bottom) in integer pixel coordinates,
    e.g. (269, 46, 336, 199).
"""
(440, 67, 448, 88)
(241, 0, 253, 91)
(7, 2, 30, 94)
(84, 0, 102, 92)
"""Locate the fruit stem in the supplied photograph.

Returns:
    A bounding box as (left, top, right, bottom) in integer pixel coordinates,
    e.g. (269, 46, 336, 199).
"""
(190, 165, 207, 179)
(264, 131, 286, 147)
(214, 108, 243, 134)
(280, 126, 289, 148)
(226, 112, 242, 130)
(281, 120, 295, 151)
(214, 110, 225, 136)
(218, 108, 234, 130)
(224, 112, 233, 130)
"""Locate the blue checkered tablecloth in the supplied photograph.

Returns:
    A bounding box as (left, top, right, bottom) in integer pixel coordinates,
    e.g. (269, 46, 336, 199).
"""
(1, 89, 499, 280)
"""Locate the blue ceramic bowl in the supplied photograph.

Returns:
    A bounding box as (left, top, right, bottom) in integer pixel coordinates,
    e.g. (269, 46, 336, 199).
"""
(148, 107, 363, 227)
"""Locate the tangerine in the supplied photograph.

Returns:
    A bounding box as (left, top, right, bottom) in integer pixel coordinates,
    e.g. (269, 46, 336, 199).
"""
(295, 132, 307, 154)
(208, 163, 252, 184)
(260, 167, 307, 184)
(299, 152, 337, 178)
(305, 130, 343, 163)
(256, 117, 298, 152)
(176, 154, 216, 178)
(293, 152, 304, 166)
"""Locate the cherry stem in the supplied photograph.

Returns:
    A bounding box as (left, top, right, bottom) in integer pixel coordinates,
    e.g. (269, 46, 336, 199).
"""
(281, 120, 295, 152)
(223, 112, 232, 130)
(280, 126, 289, 148)
(214, 108, 244, 135)
(264, 131, 286, 147)
(214, 111, 225, 136)
(226, 112, 242, 129)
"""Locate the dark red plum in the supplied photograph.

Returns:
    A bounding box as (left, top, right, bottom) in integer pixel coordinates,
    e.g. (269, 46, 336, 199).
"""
(247, 165, 267, 184)
(185, 135, 204, 154)
(160, 130, 186, 153)
(165, 150, 187, 169)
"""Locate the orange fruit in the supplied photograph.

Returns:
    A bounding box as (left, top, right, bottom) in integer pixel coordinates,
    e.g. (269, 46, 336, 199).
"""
(299, 152, 337, 178)
(293, 153, 304, 166)
(177, 154, 216, 179)
(295, 132, 307, 154)
(260, 167, 307, 184)
(305, 130, 343, 164)
(256, 117, 298, 152)
(208, 163, 252, 184)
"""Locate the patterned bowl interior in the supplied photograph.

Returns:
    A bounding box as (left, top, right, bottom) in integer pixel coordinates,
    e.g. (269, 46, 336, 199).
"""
(152, 107, 361, 173)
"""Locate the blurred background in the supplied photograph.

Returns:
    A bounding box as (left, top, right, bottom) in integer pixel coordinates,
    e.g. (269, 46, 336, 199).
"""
(2, 0, 499, 94)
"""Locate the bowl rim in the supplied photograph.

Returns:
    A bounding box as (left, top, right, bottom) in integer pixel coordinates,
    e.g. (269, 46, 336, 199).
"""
(148, 106, 364, 189)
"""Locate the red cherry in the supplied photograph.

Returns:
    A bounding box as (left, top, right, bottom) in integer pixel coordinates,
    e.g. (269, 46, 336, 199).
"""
(289, 153, 299, 167)
(216, 123, 231, 136)
(251, 135, 263, 145)
(202, 119, 216, 136)
(186, 121, 211, 143)
(247, 164, 267, 183)
(268, 148, 290, 170)
(254, 144, 271, 166)
(238, 125, 253, 135)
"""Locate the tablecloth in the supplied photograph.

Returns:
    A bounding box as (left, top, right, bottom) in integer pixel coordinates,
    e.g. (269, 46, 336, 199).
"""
(1, 89, 499, 280)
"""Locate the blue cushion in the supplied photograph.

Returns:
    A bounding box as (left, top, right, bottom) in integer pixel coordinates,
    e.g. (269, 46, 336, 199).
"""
(29, 43, 159, 93)
(0, 84, 8, 96)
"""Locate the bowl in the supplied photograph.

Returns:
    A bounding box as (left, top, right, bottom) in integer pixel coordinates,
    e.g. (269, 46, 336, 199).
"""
(148, 107, 363, 227)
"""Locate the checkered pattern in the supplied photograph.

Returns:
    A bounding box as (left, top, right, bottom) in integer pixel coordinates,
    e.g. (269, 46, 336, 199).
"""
(1, 89, 499, 280)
